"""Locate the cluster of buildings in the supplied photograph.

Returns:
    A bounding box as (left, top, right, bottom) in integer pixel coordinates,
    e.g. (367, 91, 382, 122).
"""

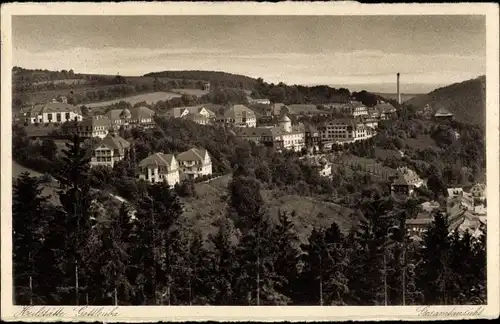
(405, 183, 487, 240)
(76, 106, 155, 139)
(233, 114, 306, 152)
(137, 148, 213, 186)
(19, 99, 83, 124)
(88, 130, 213, 187)
(19, 99, 156, 139)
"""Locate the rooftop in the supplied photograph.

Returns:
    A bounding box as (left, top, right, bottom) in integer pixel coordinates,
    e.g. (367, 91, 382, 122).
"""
(177, 148, 210, 162)
(94, 133, 130, 152)
(138, 152, 176, 168)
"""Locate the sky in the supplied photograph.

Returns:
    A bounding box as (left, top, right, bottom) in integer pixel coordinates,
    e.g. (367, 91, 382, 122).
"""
(12, 15, 486, 93)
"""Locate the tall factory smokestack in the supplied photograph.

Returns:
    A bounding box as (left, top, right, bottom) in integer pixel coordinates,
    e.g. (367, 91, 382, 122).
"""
(397, 73, 401, 105)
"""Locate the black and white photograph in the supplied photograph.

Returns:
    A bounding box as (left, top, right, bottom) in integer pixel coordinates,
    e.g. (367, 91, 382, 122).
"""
(1, 2, 499, 321)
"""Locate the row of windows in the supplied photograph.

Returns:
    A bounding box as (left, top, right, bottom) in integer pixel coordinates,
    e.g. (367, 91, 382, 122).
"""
(95, 157, 112, 162)
(46, 112, 73, 122)
(184, 167, 203, 172)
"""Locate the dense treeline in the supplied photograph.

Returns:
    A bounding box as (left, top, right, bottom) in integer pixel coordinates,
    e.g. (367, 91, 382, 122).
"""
(405, 76, 486, 127)
(13, 137, 486, 305)
(14, 67, 394, 111)
(144, 70, 258, 90)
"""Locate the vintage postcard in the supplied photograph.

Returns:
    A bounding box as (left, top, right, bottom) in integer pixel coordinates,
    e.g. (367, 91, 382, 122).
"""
(1, 1, 499, 322)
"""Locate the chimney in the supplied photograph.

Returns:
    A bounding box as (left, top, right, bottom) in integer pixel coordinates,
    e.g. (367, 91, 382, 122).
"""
(397, 73, 401, 105)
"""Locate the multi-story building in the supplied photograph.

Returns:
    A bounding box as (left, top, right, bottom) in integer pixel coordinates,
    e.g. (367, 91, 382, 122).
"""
(106, 106, 156, 130)
(176, 148, 213, 180)
(305, 124, 321, 151)
(235, 114, 305, 152)
(217, 104, 257, 128)
(165, 105, 216, 125)
(77, 115, 113, 139)
(350, 104, 369, 117)
(90, 132, 130, 168)
(20, 100, 83, 124)
(391, 166, 424, 198)
(318, 118, 376, 144)
(138, 152, 180, 187)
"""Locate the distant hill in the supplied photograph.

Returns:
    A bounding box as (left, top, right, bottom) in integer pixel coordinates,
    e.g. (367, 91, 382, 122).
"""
(373, 92, 420, 103)
(404, 76, 486, 126)
(144, 70, 258, 90)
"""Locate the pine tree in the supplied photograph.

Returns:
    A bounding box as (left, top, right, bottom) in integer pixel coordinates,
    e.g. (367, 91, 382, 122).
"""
(299, 228, 326, 305)
(271, 211, 302, 302)
(322, 222, 349, 305)
(13, 173, 49, 304)
(208, 218, 237, 305)
(346, 198, 393, 306)
(300, 222, 349, 306)
(94, 203, 133, 305)
(56, 133, 95, 305)
(234, 210, 284, 305)
(416, 212, 452, 304)
(129, 181, 184, 305)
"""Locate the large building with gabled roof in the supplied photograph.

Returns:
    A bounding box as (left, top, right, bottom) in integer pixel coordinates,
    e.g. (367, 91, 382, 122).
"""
(20, 101, 83, 124)
(138, 152, 180, 187)
(217, 104, 257, 127)
(176, 148, 213, 180)
(90, 131, 130, 168)
(390, 166, 425, 198)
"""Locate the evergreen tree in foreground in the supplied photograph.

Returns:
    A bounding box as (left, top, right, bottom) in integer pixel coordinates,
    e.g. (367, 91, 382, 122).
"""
(13, 173, 49, 304)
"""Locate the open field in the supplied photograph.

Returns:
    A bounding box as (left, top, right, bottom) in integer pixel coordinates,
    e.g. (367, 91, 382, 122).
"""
(333, 154, 397, 179)
(15, 84, 123, 109)
(12, 160, 43, 178)
(374, 148, 402, 160)
(81, 91, 182, 108)
(266, 193, 358, 242)
(402, 134, 440, 151)
(287, 104, 326, 115)
(182, 173, 358, 243)
(12, 161, 61, 206)
(182, 174, 233, 240)
(171, 88, 209, 97)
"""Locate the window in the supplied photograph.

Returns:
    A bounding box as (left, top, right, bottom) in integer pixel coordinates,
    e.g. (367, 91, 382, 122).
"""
(47, 113, 53, 121)
(56, 113, 61, 122)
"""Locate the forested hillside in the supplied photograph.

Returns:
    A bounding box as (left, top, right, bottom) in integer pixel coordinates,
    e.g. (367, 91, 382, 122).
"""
(144, 70, 258, 90)
(405, 76, 486, 127)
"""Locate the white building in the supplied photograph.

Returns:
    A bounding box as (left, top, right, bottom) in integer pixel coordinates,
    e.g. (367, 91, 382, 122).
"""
(106, 106, 156, 129)
(235, 114, 305, 152)
(20, 101, 83, 124)
(176, 148, 213, 180)
(77, 116, 113, 139)
(351, 104, 369, 117)
(470, 183, 486, 201)
(278, 115, 306, 151)
(166, 105, 216, 125)
(247, 97, 271, 105)
(319, 118, 376, 144)
(138, 152, 180, 187)
(218, 104, 257, 127)
(90, 132, 130, 168)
